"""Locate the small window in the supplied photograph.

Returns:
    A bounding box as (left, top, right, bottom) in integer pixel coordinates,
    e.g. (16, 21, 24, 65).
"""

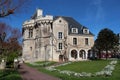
(85, 38, 89, 45)
(58, 32, 62, 39)
(72, 28, 78, 33)
(73, 38, 77, 45)
(29, 29, 33, 38)
(83, 29, 89, 34)
(30, 47, 32, 51)
(59, 20, 62, 23)
(58, 43, 62, 50)
(85, 30, 88, 33)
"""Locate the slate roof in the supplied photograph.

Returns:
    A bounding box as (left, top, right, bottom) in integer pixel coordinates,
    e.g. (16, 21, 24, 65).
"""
(54, 16, 94, 36)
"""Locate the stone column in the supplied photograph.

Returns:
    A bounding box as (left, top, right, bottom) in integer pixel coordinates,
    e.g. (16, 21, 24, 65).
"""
(69, 50, 71, 61)
(77, 50, 79, 60)
(86, 52, 88, 59)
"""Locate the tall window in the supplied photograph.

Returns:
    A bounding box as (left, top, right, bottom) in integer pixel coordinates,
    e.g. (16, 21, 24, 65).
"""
(58, 43, 62, 50)
(73, 38, 77, 45)
(29, 29, 33, 38)
(85, 38, 89, 45)
(58, 32, 62, 39)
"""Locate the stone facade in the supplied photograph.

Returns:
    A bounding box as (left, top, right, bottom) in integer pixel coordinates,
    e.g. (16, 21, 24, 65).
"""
(22, 9, 94, 62)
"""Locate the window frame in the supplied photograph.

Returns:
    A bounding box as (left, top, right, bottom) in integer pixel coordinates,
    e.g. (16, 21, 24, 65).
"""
(83, 29, 89, 34)
(73, 38, 77, 45)
(85, 38, 89, 45)
(72, 28, 78, 33)
(58, 43, 62, 50)
(58, 32, 63, 39)
(29, 29, 33, 38)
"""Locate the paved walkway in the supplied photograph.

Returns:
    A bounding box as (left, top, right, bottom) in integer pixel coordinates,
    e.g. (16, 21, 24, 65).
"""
(18, 64, 60, 80)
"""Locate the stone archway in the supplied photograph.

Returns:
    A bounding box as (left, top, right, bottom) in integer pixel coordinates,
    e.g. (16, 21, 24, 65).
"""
(59, 55, 64, 62)
(71, 50, 77, 59)
(88, 50, 92, 59)
(79, 50, 86, 59)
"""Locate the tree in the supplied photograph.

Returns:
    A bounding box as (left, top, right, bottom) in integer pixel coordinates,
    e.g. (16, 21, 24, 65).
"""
(0, 22, 22, 63)
(0, 0, 30, 17)
(95, 28, 119, 59)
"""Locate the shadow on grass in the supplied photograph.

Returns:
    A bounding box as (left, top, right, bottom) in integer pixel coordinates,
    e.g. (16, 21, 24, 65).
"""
(0, 69, 22, 80)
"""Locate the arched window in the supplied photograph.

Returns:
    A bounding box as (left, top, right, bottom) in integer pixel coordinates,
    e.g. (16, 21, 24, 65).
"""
(71, 50, 77, 59)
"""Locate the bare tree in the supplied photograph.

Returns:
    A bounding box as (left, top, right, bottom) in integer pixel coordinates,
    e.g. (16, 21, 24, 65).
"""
(0, 22, 22, 57)
(0, 0, 30, 17)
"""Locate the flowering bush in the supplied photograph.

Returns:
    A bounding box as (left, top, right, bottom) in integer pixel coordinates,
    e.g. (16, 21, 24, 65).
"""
(46, 60, 117, 77)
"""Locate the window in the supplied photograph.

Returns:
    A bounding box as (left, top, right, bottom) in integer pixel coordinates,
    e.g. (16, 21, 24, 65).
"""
(29, 29, 33, 38)
(85, 30, 88, 33)
(85, 38, 89, 45)
(30, 47, 32, 51)
(58, 43, 62, 50)
(58, 32, 62, 39)
(83, 29, 89, 34)
(73, 38, 77, 45)
(59, 20, 62, 23)
(72, 28, 78, 33)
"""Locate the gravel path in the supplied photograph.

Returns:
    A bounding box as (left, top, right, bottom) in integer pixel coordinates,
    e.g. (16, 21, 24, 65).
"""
(18, 64, 60, 80)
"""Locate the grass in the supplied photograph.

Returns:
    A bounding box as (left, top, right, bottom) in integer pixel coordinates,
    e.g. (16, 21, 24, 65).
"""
(27, 60, 120, 80)
(0, 69, 22, 80)
(56, 60, 110, 73)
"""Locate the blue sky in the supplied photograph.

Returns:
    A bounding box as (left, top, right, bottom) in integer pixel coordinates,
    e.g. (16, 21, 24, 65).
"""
(0, 0, 120, 39)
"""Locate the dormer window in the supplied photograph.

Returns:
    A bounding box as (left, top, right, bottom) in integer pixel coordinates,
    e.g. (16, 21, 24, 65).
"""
(83, 29, 89, 34)
(72, 28, 78, 33)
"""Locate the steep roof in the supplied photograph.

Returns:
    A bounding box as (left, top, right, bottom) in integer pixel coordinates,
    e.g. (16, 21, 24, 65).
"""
(54, 16, 94, 36)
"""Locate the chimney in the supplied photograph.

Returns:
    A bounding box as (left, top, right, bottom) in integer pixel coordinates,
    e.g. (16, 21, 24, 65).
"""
(37, 9, 43, 17)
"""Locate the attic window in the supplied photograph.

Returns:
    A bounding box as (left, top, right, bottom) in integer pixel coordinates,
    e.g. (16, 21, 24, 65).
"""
(83, 29, 89, 34)
(72, 28, 78, 33)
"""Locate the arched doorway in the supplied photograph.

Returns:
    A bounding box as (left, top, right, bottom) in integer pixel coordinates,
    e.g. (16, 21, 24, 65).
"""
(59, 55, 64, 62)
(71, 50, 77, 59)
(79, 50, 86, 59)
(88, 50, 92, 59)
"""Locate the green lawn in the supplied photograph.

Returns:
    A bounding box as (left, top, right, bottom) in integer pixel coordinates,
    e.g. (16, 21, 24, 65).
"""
(27, 60, 120, 80)
(56, 60, 110, 73)
(0, 69, 22, 80)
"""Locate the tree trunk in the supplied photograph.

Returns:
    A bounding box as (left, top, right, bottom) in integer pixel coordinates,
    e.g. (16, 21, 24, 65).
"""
(98, 50, 101, 59)
(106, 50, 108, 60)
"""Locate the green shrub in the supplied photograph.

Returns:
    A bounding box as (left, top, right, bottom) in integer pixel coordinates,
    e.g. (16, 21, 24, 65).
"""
(6, 52, 18, 68)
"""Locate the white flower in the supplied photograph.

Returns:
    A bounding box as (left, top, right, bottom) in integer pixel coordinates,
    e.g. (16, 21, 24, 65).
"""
(46, 60, 117, 77)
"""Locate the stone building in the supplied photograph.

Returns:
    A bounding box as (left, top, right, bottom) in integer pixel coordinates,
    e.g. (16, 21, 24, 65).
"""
(22, 9, 94, 62)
